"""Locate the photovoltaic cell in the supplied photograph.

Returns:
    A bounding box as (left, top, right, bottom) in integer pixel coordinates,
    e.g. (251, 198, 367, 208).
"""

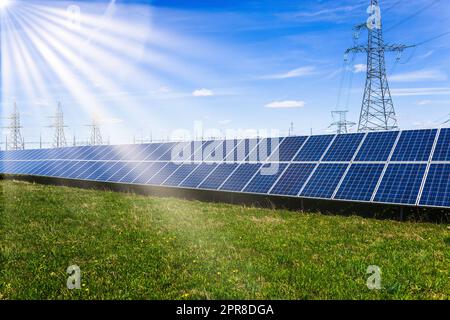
(243, 163, 288, 194)
(132, 162, 165, 184)
(247, 137, 282, 162)
(147, 162, 180, 185)
(300, 163, 348, 199)
(293, 135, 334, 162)
(108, 162, 140, 182)
(419, 164, 450, 208)
(322, 133, 365, 162)
(335, 164, 384, 201)
(355, 131, 399, 162)
(162, 163, 200, 186)
(374, 164, 426, 205)
(391, 129, 437, 162)
(180, 163, 218, 188)
(432, 128, 450, 161)
(220, 163, 261, 192)
(199, 163, 239, 190)
(268, 136, 307, 162)
(270, 163, 316, 196)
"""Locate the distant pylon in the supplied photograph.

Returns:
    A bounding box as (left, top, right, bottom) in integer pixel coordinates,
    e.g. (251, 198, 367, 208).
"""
(87, 118, 103, 146)
(288, 122, 294, 136)
(48, 102, 67, 148)
(345, 0, 415, 132)
(329, 110, 356, 134)
(3, 103, 24, 150)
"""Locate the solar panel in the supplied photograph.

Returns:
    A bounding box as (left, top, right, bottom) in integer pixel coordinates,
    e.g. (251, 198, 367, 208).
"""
(374, 164, 426, 205)
(243, 163, 288, 194)
(147, 162, 180, 185)
(322, 133, 365, 162)
(1, 129, 449, 209)
(179, 163, 218, 188)
(300, 163, 348, 199)
(419, 164, 450, 208)
(354, 131, 399, 162)
(270, 163, 316, 196)
(220, 163, 261, 192)
(391, 129, 437, 162)
(293, 135, 334, 162)
(432, 128, 450, 161)
(335, 164, 384, 201)
(267, 136, 308, 162)
(162, 163, 200, 187)
(199, 163, 239, 190)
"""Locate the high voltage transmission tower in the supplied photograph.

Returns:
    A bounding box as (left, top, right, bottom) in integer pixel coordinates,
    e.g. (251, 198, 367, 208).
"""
(3, 103, 24, 150)
(87, 118, 103, 146)
(329, 110, 356, 134)
(47, 102, 67, 148)
(345, 0, 415, 132)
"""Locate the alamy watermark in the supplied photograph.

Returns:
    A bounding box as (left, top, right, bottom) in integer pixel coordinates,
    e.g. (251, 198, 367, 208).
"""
(66, 265, 81, 290)
(366, 265, 382, 290)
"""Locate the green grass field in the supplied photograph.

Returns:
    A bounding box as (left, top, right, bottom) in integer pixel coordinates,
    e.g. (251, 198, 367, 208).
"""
(0, 180, 448, 300)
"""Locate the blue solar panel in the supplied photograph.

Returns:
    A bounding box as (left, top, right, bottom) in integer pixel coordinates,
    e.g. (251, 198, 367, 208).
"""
(132, 162, 165, 184)
(232, 139, 259, 162)
(108, 162, 140, 182)
(90, 162, 121, 181)
(270, 163, 316, 196)
(391, 129, 437, 162)
(293, 135, 334, 162)
(268, 136, 307, 162)
(179, 163, 218, 188)
(77, 161, 107, 180)
(419, 164, 450, 208)
(374, 164, 426, 205)
(119, 162, 151, 183)
(249, 137, 283, 162)
(335, 164, 384, 201)
(147, 162, 180, 185)
(220, 163, 261, 192)
(300, 164, 348, 199)
(243, 163, 288, 194)
(322, 133, 365, 162)
(53, 161, 79, 177)
(162, 163, 200, 186)
(64, 161, 93, 179)
(199, 163, 239, 190)
(355, 131, 399, 162)
(432, 128, 450, 161)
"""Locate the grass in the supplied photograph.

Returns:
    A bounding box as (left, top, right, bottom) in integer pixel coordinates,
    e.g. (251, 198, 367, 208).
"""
(0, 180, 448, 300)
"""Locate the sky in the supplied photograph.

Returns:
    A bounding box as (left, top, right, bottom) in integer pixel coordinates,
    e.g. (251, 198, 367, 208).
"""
(1, 0, 450, 147)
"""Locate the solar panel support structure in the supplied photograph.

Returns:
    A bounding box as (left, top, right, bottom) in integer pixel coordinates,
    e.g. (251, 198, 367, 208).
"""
(345, 0, 415, 132)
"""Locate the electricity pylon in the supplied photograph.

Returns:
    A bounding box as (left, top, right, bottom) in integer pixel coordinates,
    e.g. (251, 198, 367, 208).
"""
(3, 103, 24, 150)
(329, 110, 356, 134)
(345, 0, 415, 132)
(48, 102, 67, 148)
(87, 118, 103, 146)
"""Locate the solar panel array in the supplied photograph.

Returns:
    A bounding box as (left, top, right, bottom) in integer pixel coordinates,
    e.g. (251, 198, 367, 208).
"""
(1, 128, 449, 209)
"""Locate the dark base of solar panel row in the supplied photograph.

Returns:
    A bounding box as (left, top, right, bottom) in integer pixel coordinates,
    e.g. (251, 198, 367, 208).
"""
(1, 128, 449, 209)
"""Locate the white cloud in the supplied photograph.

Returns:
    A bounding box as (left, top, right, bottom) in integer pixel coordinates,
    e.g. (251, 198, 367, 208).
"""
(192, 88, 214, 97)
(417, 99, 450, 106)
(353, 64, 367, 73)
(265, 100, 305, 109)
(391, 87, 450, 97)
(419, 50, 434, 59)
(261, 66, 316, 80)
(218, 119, 231, 125)
(389, 69, 447, 83)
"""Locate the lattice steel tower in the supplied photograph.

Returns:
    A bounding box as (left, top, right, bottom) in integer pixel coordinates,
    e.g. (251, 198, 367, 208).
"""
(4, 103, 24, 150)
(329, 110, 356, 134)
(345, 0, 414, 132)
(87, 118, 103, 146)
(48, 102, 67, 148)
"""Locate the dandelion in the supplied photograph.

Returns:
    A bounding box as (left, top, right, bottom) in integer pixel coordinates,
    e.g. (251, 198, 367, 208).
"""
(181, 293, 190, 299)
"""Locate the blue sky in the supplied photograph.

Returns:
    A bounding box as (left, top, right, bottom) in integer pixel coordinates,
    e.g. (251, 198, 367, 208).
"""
(1, 0, 450, 146)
